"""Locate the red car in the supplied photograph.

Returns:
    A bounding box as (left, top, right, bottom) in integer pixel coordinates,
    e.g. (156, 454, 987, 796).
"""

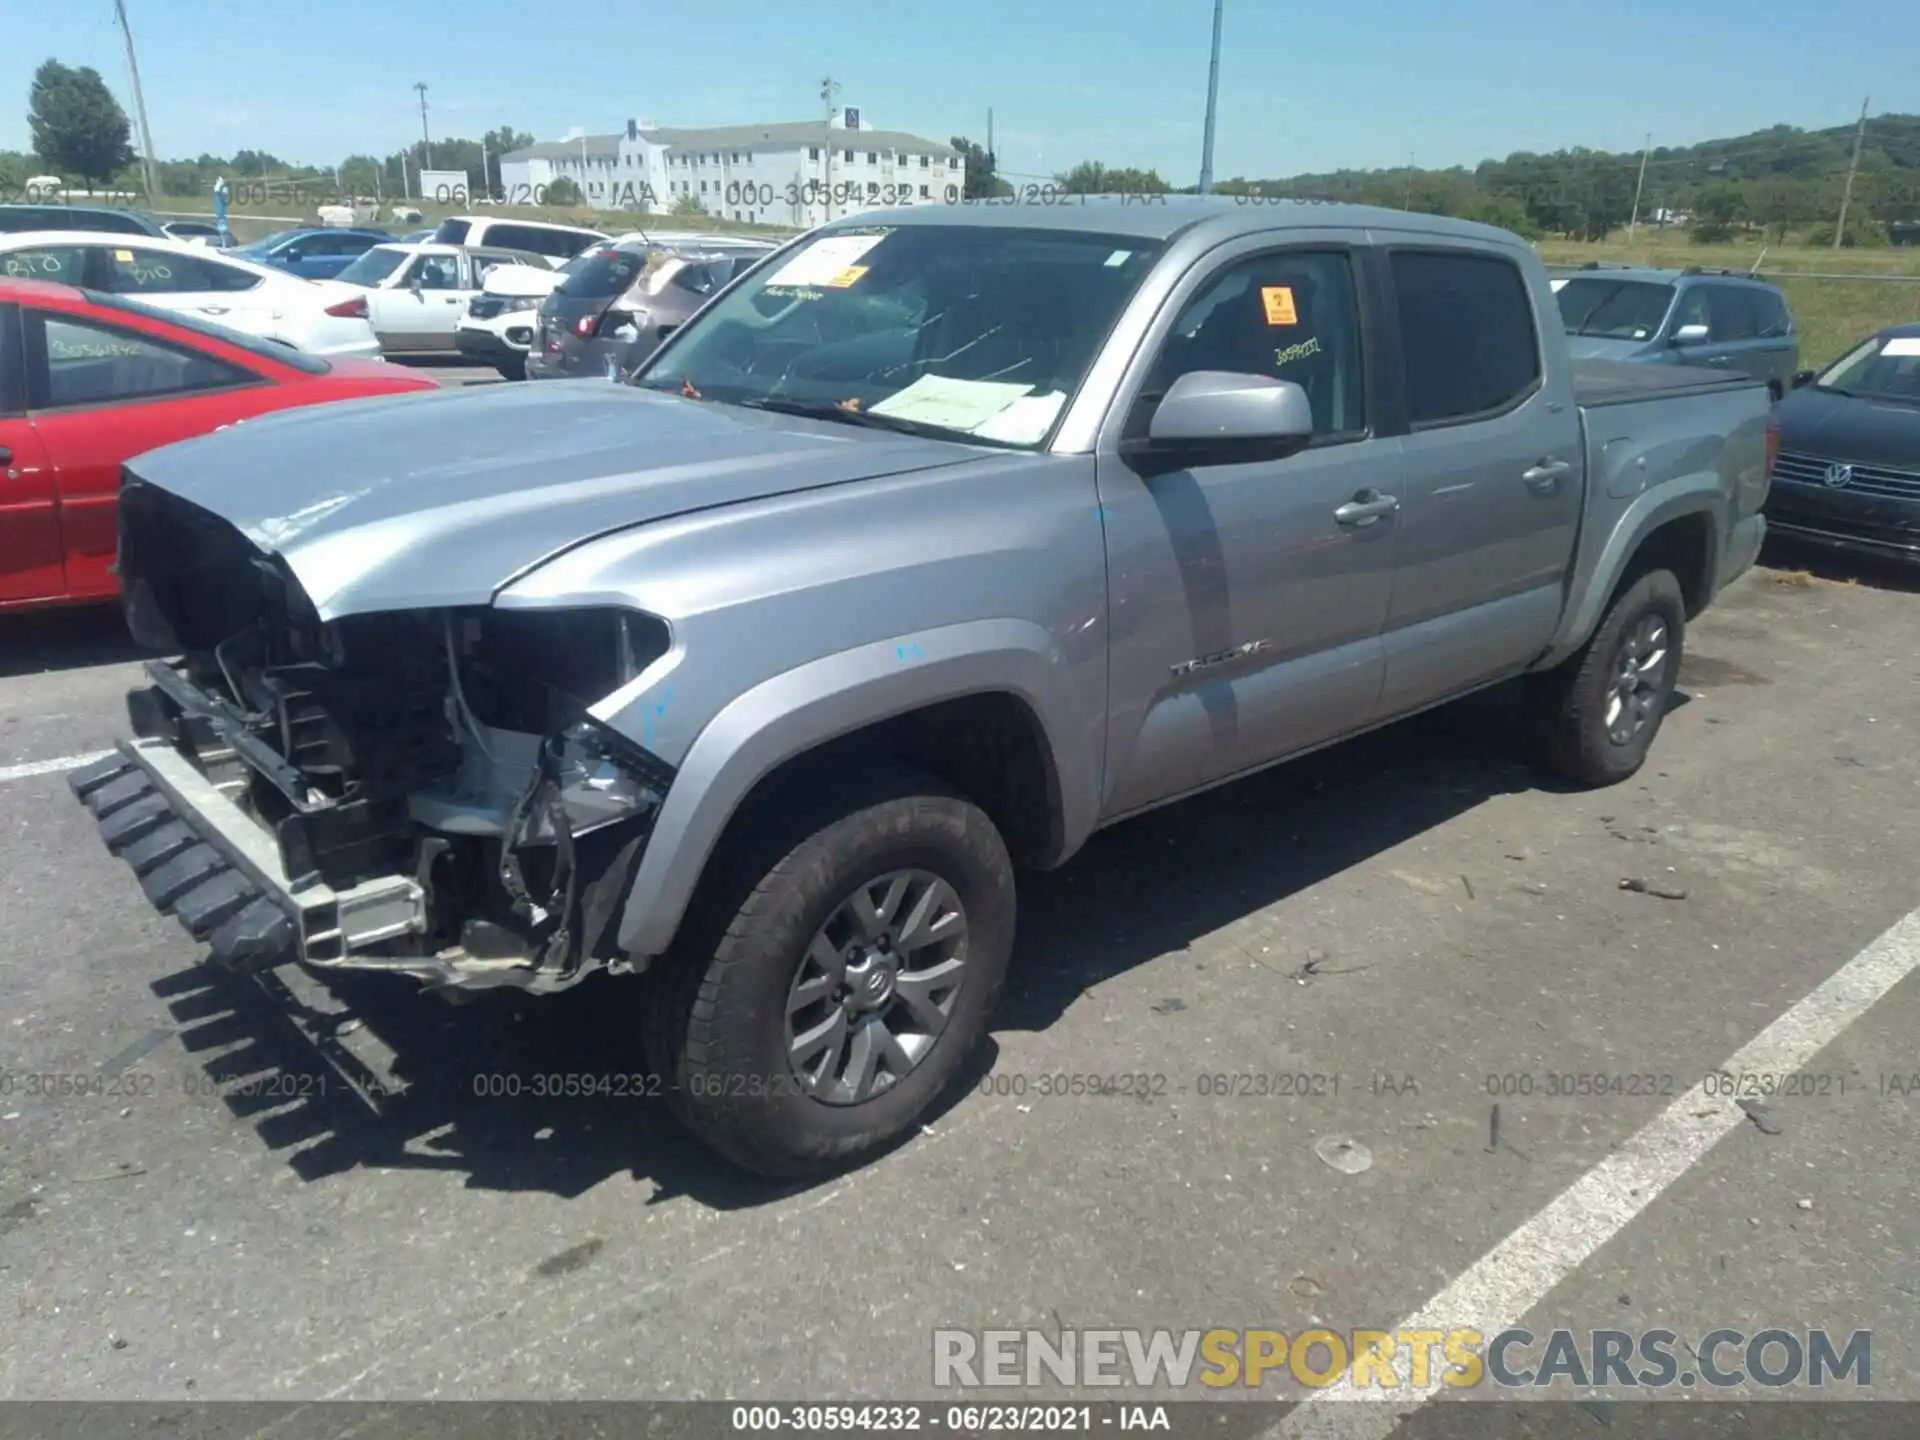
(0, 278, 438, 611)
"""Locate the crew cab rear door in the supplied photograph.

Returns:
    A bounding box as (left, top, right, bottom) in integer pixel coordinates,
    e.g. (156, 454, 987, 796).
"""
(1373, 244, 1583, 714)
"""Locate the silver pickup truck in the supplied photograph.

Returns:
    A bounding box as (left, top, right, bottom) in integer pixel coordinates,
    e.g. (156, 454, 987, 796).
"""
(74, 198, 1775, 1176)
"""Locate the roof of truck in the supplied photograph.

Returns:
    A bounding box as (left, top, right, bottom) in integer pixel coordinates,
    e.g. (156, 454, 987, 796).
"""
(822, 195, 1529, 247)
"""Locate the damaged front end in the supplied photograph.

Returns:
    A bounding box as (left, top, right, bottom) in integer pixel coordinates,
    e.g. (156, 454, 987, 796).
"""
(74, 480, 675, 995)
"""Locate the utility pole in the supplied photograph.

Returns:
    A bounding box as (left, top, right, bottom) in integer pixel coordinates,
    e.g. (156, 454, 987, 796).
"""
(1403, 153, 1414, 209)
(1197, 0, 1224, 193)
(986, 106, 994, 197)
(1627, 132, 1651, 237)
(113, 0, 160, 203)
(1834, 95, 1869, 249)
(820, 76, 840, 222)
(414, 81, 432, 201)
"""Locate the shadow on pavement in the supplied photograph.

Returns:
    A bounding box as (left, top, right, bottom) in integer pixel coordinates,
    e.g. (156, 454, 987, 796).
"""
(146, 679, 1603, 1210)
(0, 603, 146, 680)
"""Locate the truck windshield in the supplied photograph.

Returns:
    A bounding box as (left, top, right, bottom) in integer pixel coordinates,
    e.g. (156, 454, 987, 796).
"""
(1556, 278, 1676, 340)
(1817, 331, 1920, 402)
(630, 224, 1165, 449)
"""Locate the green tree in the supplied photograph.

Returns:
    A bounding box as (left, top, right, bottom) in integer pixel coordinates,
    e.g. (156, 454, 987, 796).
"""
(950, 136, 1010, 199)
(1053, 160, 1170, 195)
(671, 190, 706, 216)
(546, 175, 582, 206)
(482, 127, 535, 196)
(27, 60, 134, 188)
(1691, 181, 1746, 243)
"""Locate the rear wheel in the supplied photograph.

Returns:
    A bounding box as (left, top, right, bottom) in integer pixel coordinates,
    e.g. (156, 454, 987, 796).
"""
(644, 770, 1015, 1176)
(1527, 568, 1686, 786)
(495, 355, 526, 381)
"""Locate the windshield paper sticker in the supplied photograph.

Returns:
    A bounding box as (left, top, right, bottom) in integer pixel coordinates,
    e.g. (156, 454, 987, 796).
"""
(1260, 286, 1299, 326)
(822, 265, 869, 288)
(971, 391, 1068, 444)
(762, 233, 887, 289)
(1881, 337, 1920, 358)
(869, 374, 1033, 430)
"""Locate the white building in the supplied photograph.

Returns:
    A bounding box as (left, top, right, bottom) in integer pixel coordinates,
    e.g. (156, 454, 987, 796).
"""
(498, 109, 966, 228)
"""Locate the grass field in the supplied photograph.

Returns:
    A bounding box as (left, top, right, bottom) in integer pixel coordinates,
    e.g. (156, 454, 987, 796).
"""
(1540, 236, 1920, 370)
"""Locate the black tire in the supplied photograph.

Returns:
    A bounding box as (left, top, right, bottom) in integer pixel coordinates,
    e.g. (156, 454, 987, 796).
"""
(643, 769, 1016, 1177)
(496, 356, 526, 381)
(1527, 568, 1686, 786)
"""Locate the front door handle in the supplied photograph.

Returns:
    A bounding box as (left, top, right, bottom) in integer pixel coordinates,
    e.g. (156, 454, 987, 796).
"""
(1523, 459, 1571, 492)
(1333, 490, 1399, 528)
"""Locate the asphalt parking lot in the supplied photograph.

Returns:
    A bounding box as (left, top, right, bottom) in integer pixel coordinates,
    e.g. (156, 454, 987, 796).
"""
(2, 362, 1918, 1423)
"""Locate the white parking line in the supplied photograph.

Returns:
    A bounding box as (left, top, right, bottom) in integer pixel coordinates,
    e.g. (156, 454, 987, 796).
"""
(1270, 900, 1920, 1438)
(0, 750, 114, 784)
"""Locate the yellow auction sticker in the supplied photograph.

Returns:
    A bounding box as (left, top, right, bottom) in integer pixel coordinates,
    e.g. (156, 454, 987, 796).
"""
(822, 265, 869, 288)
(1260, 286, 1298, 326)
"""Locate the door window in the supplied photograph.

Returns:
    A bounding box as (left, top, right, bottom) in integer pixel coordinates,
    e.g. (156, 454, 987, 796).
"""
(30, 312, 253, 409)
(1706, 286, 1757, 341)
(406, 254, 462, 290)
(1, 246, 93, 286)
(1751, 289, 1793, 339)
(1143, 249, 1366, 437)
(100, 247, 260, 295)
(1671, 287, 1711, 335)
(1390, 250, 1540, 426)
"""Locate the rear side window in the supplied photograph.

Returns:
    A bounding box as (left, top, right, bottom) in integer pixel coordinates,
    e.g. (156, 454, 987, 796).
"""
(489, 224, 596, 258)
(1750, 287, 1792, 338)
(1391, 250, 1540, 426)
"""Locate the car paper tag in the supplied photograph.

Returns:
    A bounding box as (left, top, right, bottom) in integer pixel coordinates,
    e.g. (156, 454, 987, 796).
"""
(1261, 286, 1298, 326)
(1882, 337, 1920, 358)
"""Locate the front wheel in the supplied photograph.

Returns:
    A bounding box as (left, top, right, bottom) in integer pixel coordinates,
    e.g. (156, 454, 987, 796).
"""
(495, 355, 526, 381)
(1526, 568, 1686, 786)
(644, 771, 1016, 1176)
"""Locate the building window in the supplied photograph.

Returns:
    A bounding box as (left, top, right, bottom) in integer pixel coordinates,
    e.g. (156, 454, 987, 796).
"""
(949, 157, 959, 168)
(919, 154, 929, 168)
(700, 180, 708, 193)
(920, 185, 930, 198)
(809, 146, 819, 160)
(843, 149, 853, 163)
(867, 151, 878, 164)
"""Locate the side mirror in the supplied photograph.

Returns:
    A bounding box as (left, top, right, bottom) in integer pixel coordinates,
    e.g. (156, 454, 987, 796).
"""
(1122, 371, 1316, 473)
(1670, 323, 1710, 347)
(1790, 369, 1816, 390)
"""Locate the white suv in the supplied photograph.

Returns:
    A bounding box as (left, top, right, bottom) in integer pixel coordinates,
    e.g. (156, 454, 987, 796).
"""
(429, 216, 606, 265)
(455, 261, 576, 379)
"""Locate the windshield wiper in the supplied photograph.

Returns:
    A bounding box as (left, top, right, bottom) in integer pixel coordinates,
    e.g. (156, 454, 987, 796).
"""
(732, 396, 976, 442)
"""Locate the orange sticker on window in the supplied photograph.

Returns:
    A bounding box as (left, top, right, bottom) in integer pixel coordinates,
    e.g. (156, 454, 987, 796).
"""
(1261, 286, 1298, 326)
(822, 265, 869, 288)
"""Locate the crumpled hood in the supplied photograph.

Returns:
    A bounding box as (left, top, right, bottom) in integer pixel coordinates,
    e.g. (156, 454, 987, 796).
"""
(1564, 334, 1663, 363)
(123, 380, 989, 620)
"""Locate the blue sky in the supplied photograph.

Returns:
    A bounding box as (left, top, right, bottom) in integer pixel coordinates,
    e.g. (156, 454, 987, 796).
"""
(5, 0, 1916, 184)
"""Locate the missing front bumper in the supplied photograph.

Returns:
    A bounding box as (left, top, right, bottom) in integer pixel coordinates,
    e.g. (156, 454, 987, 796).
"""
(70, 742, 426, 975)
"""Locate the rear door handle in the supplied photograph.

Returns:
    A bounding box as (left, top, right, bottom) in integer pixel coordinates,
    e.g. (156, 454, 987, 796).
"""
(1333, 491, 1399, 528)
(1522, 459, 1571, 492)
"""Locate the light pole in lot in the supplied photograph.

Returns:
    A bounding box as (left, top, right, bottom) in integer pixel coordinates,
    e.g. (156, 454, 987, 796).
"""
(1197, 0, 1224, 194)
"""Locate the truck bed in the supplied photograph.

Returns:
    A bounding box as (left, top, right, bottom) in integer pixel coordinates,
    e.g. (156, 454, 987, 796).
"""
(1573, 357, 1761, 408)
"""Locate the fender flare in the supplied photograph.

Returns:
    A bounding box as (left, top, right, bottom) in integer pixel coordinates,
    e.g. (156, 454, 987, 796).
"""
(614, 617, 1089, 960)
(1537, 477, 1724, 670)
